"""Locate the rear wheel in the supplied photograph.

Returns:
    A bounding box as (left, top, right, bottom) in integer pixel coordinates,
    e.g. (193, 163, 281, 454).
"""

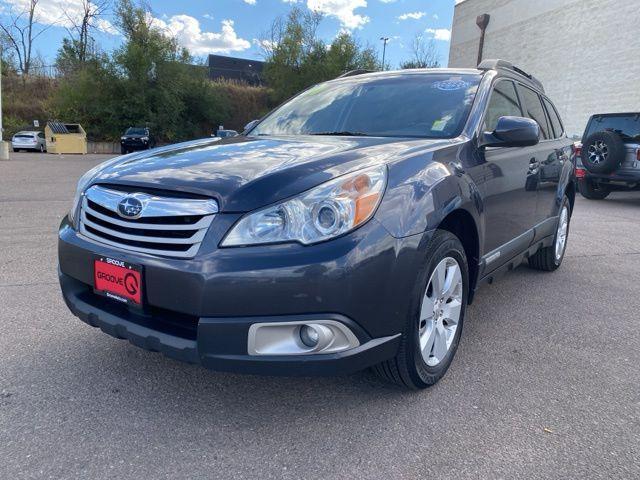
(39, 144, 45, 153)
(578, 179, 610, 200)
(528, 196, 571, 271)
(13, 148, 18, 153)
(373, 230, 468, 389)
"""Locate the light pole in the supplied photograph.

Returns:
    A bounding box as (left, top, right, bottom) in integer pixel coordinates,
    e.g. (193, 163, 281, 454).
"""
(380, 37, 389, 70)
(0, 45, 8, 160)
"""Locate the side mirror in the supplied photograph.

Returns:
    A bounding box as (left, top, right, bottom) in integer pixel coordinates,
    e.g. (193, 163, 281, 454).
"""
(480, 116, 540, 148)
(244, 119, 260, 132)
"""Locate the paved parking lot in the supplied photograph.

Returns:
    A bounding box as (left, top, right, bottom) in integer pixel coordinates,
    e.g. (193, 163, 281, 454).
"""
(1, 152, 639, 479)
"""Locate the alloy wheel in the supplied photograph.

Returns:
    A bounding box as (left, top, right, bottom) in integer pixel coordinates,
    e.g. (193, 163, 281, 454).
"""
(587, 141, 608, 165)
(555, 205, 569, 261)
(418, 257, 464, 367)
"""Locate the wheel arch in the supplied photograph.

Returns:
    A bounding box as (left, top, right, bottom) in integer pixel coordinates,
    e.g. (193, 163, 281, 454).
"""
(436, 208, 480, 304)
(565, 180, 576, 213)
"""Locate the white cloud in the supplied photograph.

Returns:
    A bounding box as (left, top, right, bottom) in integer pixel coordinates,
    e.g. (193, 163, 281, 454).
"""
(432, 13, 439, 20)
(398, 11, 426, 21)
(379, 0, 397, 3)
(203, 13, 214, 20)
(306, 0, 369, 30)
(2, 0, 117, 35)
(253, 38, 277, 51)
(243, 0, 256, 4)
(426, 28, 451, 41)
(153, 16, 251, 54)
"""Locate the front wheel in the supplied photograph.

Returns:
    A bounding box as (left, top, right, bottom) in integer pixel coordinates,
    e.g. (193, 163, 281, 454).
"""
(121, 147, 128, 155)
(373, 230, 468, 389)
(578, 179, 610, 200)
(528, 196, 571, 272)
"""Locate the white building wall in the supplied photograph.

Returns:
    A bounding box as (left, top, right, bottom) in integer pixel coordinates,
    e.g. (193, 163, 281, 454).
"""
(449, 0, 640, 136)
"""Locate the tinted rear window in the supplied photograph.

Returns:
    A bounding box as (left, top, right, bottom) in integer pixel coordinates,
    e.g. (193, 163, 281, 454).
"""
(543, 98, 564, 138)
(520, 86, 550, 140)
(584, 115, 640, 142)
(15, 134, 34, 138)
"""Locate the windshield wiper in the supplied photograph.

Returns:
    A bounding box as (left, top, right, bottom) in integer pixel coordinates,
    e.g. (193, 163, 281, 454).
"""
(311, 131, 369, 137)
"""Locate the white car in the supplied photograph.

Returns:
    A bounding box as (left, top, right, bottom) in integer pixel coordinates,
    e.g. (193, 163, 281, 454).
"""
(11, 131, 47, 153)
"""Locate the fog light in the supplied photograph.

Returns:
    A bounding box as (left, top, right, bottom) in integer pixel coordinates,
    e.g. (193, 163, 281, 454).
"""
(247, 319, 360, 356)
(300, 325, 320, 347)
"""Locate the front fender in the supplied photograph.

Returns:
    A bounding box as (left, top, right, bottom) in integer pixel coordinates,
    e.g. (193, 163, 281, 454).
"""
(375, 147, 483, 241)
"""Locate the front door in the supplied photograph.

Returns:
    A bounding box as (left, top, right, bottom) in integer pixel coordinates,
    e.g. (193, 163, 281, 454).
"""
(467, 79, 539, 271)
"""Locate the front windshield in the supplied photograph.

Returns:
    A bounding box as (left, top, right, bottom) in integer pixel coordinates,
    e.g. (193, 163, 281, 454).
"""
(126, 128, 147, 135)
(251, 72, 481, 138)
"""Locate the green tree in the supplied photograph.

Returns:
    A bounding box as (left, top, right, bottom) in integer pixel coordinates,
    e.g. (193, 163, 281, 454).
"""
(262, 8, 380, 103)
(50, 0, 229, 142)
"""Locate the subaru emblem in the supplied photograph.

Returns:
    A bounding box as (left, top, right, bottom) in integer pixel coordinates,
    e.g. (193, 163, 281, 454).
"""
(117, 196, 144, 219)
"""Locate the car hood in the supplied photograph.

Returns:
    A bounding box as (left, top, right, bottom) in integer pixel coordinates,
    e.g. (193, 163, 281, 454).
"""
(91, 135, 447, 212)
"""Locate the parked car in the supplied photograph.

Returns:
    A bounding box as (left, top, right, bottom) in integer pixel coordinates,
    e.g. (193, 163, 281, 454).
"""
(58, 59, 575, 389)
(120, 127, 154, 154)
(11, 131, 47, 153)
(214, 129, 238, 138)
(575, 113, 640, 199)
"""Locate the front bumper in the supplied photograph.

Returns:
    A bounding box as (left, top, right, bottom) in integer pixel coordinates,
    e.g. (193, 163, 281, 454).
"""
(59, 216, 425, 375)
(121, 140, 149, 151)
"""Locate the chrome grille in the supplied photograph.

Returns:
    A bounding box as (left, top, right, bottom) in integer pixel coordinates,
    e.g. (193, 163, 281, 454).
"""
(79, 185, 218, 258)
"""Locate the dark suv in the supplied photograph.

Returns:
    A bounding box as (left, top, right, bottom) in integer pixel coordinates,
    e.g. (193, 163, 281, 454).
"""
(120, 127, 155, 154)
(575, 113, 640, 199)
(58, 59, 575, 389)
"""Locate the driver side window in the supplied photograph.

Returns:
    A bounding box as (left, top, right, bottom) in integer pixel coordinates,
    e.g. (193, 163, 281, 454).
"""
(483, 80, 522, 133)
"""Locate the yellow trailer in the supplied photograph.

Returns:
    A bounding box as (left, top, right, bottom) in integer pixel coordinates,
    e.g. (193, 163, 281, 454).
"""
(45, 121, 87, 155)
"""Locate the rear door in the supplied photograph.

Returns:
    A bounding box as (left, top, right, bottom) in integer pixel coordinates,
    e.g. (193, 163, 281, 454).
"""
(517, 85, 566, 237)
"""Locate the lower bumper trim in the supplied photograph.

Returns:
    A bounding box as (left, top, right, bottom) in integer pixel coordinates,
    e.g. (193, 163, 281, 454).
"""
(60, 270, 401, 376)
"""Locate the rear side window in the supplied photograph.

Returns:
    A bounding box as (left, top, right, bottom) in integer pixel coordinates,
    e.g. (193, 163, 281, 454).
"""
(584, 114, 640, 142)
(483, 80, 522, 132)
(543, 98, 564, 138)
(520, 86, 550, 140)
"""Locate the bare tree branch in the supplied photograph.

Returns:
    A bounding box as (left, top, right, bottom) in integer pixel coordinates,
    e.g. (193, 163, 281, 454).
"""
(0, 0, 56, 75)
(400, 32, 441, 69)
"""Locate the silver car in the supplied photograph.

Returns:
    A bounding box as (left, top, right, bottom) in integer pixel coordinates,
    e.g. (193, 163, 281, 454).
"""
(11, 131, 47, 153)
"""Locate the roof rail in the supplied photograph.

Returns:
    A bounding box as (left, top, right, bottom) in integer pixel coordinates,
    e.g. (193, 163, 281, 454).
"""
(477, 58, 544, 92)
(337, 69, 375, 79)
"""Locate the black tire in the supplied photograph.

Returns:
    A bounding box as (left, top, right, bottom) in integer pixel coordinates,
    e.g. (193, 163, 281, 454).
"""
(121, 147, 128, 155)
(581, 131, 625, 174)
(39, 144, 45, 153)
(13, 148, 18, 153)
(373, 230, 469, 389)
(578, 179, 610, 200)
(528, 196, 571, 272)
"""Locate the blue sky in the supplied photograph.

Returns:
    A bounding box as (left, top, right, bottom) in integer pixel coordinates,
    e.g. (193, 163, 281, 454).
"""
(0, 0, 456, 68)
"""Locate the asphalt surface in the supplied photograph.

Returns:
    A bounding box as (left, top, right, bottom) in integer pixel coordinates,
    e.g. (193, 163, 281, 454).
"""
(1, 152, 639, 479)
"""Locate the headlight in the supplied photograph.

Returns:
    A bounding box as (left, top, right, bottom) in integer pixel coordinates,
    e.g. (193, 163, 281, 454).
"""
(141, 136, 149, 142)
(121, 136, 127, 140)
(68, 167, 99, 228)
(222, 165, 387, 247)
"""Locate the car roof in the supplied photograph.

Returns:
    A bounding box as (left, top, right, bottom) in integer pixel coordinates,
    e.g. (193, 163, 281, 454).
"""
(15, 131, 39, 135)
(331, 68, 483, 83)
